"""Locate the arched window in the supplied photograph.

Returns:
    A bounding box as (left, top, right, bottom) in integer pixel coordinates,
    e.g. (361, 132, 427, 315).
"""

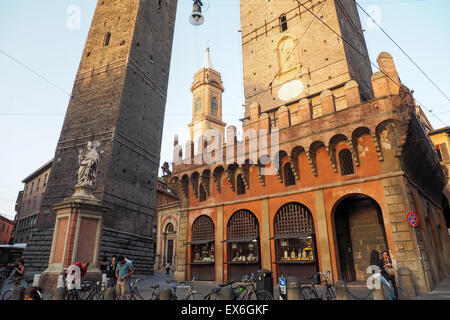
(211, 97, 218, 116)
(165, 223, 175, 233)
(237, 174, 245, 195)
(284, 162, 296, 186)
(104, 32, 111, 46)
(339, 149, 354, 176)
(199, 183, 206, 202)
(195, 98, 202, 113)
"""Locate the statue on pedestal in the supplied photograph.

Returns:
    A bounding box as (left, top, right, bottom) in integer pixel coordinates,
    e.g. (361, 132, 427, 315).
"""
(76, 141, 100, 188)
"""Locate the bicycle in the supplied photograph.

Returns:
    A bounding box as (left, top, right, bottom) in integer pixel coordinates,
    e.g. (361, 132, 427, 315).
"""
(173, 277, 204, 300)
(2, 278, 42, 300)
(125, 278, 145, 300)
(82, 280, 104, 300)
(300, 271, 336, 300)
(204, 273, 273, 301)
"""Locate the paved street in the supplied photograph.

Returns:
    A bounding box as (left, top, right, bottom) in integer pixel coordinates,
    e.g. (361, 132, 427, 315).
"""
(413, 276, 450, 300)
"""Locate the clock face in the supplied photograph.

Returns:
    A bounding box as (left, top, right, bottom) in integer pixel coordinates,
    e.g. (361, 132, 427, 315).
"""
(278, 79, 304, 101)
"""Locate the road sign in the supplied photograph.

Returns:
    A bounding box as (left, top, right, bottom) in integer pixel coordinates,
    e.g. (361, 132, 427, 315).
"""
(407, 212, 419, 228)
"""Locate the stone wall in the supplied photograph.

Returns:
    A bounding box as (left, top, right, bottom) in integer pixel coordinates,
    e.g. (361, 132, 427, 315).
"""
(21, 228, 54, 274)
(345, 199, 388, 281)
(99, 228, 154, 275)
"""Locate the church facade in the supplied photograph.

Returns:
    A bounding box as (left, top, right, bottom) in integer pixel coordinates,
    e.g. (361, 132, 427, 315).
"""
(168, 0, 450, 295)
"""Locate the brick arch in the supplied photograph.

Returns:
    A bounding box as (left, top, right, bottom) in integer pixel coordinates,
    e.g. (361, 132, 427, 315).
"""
(160, 215, 178, 234)
(191, 215, 215, 242)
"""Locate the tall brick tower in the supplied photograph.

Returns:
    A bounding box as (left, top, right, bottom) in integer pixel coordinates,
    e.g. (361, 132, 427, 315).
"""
(23, 0, 178, 274)
(240, 0, 373, 120)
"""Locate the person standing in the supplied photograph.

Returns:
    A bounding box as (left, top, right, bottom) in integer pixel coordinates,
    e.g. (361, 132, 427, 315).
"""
(370, 250, 395, 300)
(13, 259, 25, 287)
(115, 255, 134, 300)
(106, 256, 117, 287)
(380, 251, 398, 299)
(165, 261, 171, 275)
(74, 261, 90, 279)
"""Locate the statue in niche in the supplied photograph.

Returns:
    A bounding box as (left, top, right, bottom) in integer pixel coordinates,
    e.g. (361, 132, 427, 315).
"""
(76, 141, 100, 188)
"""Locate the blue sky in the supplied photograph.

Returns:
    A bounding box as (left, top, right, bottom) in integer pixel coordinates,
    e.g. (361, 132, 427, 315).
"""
(0, 0, 449, 220)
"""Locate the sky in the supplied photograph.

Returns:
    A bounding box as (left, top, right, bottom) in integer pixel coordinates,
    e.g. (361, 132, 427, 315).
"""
(0, 0, 449, 220)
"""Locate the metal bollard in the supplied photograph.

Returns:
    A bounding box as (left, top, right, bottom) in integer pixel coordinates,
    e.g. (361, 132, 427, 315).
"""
(56, 275, 65, 288)
(398, 267, 416, 299)
(286, 276, 301, 300)
(32, 274, 41, 287)
(159, 288, 174, 300)
(104, 287, 116, 300)
(102, 274, 107, 289)
(53, 287, 66, 300)
(335, 280, 349, 300)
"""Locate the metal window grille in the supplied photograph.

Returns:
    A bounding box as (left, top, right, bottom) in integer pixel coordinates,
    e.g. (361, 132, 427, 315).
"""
(274, 203, 314, 236)
(227, 210, 259, 239)
(192, 215, 215, 241)
(339, 149, 354, 176)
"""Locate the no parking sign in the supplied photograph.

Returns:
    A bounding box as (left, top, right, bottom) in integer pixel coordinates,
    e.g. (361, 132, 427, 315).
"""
(407, 212, 419, 228)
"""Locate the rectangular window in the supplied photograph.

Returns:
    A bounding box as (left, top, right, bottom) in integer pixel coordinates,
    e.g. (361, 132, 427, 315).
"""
(280, 14, 288, 32)
(44, 174, 48, 186)
(37, 178, 40, 190)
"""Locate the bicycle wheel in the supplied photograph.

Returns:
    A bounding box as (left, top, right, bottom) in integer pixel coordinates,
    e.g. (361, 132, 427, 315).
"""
(2, 289, 13, 300)
(187, 291, 204, 301)
(326, 285, 336, 300)
(205, 291, 220, 300)
(300, 286, 318, 300)
(250, 290, 273, 300)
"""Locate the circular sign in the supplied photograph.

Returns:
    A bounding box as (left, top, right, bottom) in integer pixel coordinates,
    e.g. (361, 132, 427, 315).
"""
(407, 212, 419, 228)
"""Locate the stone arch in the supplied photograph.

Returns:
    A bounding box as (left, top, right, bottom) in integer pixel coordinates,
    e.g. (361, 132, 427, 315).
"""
(328, 134, 349, 173)
(273, 150, 288, 183)
(375, 119, 402, 157)
(190, 171, 200, 198)
(331, 194, 389, 282)
(307, 141, 326, 176)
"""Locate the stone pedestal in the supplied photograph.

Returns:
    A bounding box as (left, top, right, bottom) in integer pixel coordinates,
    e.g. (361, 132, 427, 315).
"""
(39, 186, 109, 293)
(398, 267, 416, 299)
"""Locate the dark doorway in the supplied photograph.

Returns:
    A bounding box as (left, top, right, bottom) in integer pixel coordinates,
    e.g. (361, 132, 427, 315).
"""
(334, 195, 388, 282)
(167, 239, 174, 264)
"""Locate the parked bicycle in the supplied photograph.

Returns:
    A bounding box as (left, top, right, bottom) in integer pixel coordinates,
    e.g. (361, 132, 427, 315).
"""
(300, 271, 336, 300)
(2, 278, 42, 300)
(173, 277, 204, 300)
(125, 278, 145, 300)
(204, 273, 273, 300)
(149, 284, 160, 300)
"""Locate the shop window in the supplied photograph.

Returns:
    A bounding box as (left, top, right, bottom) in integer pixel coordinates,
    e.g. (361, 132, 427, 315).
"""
(190, 216, 215, 264)
(236, 174, 245, 195)
(274, 203, 318, 280)
(284, 163, 296, 186)
(339, 149, 354, 176)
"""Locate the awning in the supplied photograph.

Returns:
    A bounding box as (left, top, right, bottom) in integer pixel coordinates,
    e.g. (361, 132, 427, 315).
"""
(269, 233, 313, 240)
(222, 237, 259, 243)
(187, 239, 215, 245)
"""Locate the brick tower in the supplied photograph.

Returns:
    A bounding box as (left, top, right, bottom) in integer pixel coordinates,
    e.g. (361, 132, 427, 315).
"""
(23, 0, 178, 274)
(189, 48, 226, 152)
(240, 0, 373, 120)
